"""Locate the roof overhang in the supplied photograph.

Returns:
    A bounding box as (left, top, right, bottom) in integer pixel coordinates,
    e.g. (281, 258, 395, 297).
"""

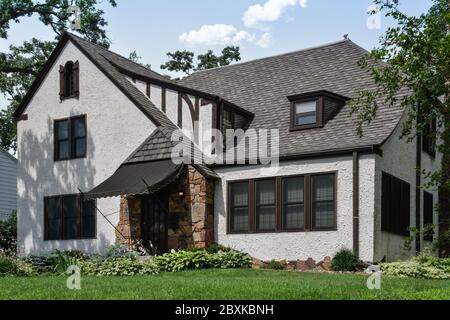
(84, 160, 184, 199)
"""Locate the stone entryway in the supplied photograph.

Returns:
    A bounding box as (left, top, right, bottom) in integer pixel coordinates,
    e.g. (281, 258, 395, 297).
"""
(116, 165, 215, 253)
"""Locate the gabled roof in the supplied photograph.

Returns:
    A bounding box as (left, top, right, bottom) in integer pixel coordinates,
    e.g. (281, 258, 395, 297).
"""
(180, 39, 406, 158)
(13, 32, 218, 179)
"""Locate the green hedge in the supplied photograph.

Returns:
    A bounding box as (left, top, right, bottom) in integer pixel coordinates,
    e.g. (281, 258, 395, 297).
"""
(381, 255, 450, 280)
(0, 255, 34, 277)
(21, 245, 252, 276)
(153, 249, 252, 272)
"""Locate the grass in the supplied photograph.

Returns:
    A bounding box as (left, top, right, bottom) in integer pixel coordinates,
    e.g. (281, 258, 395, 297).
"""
(0, 269, 449, 300)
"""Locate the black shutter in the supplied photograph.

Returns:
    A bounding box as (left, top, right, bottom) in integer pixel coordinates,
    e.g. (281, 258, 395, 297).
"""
(59, 65, 65, 99)
(73, 61, 80, 96)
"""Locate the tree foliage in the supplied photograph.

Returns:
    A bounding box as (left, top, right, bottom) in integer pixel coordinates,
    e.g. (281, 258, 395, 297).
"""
(160, 46, 241, 75)
(351, 0, 450, 254)
(0, 0, 117, 152)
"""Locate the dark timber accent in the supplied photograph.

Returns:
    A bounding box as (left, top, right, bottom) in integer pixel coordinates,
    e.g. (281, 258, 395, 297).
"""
(18, 114, 28, 121)
(146, 82, 151, 98)
(353, 151, 360, 257)
(161, 87, 166, 113)
(416, 134, 422, 253)
(177, 93, 183, 128)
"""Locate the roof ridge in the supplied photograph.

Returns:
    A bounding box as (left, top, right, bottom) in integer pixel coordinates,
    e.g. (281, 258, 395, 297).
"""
(66, 32, 167, 80)
(187, 39, 352, 75)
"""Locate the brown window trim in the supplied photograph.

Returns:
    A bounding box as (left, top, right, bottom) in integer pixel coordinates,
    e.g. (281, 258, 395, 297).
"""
(288, 91, 349, 132)
(54, 115, 87, 162)
(44, 194, 97, 241)
(290, 97, 324, 131)
(227, 171, 337, 235)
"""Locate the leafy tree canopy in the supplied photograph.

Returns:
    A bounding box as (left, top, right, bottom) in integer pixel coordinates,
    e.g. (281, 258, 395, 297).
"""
(160, 46, 241, 75)
(352, 0, 449, 254)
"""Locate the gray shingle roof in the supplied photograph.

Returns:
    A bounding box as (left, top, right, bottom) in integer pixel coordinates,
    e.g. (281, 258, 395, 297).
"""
(67, 33, 218, 178)
(179, 40, 405, 158)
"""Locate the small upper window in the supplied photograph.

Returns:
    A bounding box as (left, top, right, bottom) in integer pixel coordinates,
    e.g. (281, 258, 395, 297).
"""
(294, 100, 318, 126)
(59, 61, 79, 100)
(54, 115, 87, 161)
(288, 91, 349, 131)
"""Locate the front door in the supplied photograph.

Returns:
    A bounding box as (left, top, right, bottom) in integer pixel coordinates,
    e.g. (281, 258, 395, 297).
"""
(141, 194, 168, 255)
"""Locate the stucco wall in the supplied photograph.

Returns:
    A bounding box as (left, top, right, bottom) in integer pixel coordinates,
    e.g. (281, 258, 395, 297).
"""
(16, 41, 156, 255)
(374, 118, 416, 262)
(213, 155, 376, 262)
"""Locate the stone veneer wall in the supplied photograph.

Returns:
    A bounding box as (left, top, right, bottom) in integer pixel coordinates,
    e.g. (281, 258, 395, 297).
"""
(116, 165, 215, 252)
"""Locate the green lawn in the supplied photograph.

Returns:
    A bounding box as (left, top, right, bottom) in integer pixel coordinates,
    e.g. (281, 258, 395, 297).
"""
(0, 269, 449, 300)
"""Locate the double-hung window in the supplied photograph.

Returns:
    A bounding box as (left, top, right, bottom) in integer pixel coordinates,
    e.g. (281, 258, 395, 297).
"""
(294, 100, 318, 127)
(228, 173, 336, 233)
(54, 116, 87, 161)
(44, 194, 96, 240)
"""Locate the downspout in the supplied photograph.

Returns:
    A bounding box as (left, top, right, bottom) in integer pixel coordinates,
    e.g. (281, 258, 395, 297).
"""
(416, 133, 422, 253)
(353, 151, 360, 257)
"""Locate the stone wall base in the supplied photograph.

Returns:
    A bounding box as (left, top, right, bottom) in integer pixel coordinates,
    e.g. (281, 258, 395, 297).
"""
(252, 256, 333, 272)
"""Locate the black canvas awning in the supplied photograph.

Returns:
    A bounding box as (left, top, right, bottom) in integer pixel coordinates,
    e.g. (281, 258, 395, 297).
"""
(85, 160, 184, 199)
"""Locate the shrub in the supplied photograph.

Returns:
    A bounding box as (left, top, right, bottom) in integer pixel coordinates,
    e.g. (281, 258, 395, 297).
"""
(212, 250, 252, 269)
(331, 249, 360, 272)
(78, 258, 158, 276)
(0, 255, 34, 277)
(267, 260, 286, 270)
(153, 248, 252, 272)
(90, 244, 138, 262)
(153, 250, 212, 272)
(0, 211, 17, 256)
(24, 250, 88, 274)
(381, 255, 450, 280)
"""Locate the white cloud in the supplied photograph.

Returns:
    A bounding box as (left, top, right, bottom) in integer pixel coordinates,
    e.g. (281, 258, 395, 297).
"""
(179, 24, 272, 48)
(243, 0, 307, 29)
(256, 33, 273, 48)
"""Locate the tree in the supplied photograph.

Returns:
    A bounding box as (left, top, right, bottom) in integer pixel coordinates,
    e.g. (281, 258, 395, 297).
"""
(128, 50, 151, 70)
(0, 0, 117, 152)
(351, 0, 450, 255)
(161, 46, 241, 75)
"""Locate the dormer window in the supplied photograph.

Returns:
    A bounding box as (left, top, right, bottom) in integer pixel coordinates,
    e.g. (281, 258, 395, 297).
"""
(288, 91, 349, 131)
(294, 100, 319, 127)
(59, 61, 79, 100)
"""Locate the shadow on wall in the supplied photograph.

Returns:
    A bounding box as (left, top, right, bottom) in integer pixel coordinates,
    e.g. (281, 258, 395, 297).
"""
(17, 114, 110, 255)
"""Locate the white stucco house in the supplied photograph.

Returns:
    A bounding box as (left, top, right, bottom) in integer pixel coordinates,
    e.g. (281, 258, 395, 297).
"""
(14, 33, 442, 263)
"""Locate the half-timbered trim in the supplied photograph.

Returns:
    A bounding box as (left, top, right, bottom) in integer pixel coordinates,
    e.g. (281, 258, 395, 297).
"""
(146, 82, 151, 98)
(177, 92, 183, 128)
(161, 87, 166, 113)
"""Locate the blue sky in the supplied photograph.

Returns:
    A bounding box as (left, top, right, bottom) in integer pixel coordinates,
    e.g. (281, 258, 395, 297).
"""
(0, 0, 433, 109)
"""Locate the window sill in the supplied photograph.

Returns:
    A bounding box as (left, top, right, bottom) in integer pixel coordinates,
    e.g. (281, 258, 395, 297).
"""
(60, 94, 80, 101)
(54, 156, 87, 162)
(290, 124, 324, 132)
(227, 229, 337, 235)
